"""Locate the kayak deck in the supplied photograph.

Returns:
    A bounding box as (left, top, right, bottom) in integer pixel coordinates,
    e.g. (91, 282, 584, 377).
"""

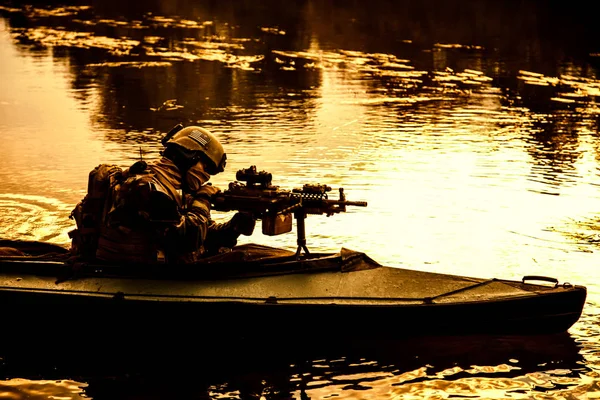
(0, 259, 578, 306)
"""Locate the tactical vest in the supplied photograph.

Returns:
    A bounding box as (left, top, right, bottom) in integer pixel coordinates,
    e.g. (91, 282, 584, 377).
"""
(70, 161, 182, 262)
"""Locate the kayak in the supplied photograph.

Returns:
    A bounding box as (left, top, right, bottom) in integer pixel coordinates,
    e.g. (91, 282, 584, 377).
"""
(0, 239, 587, 340)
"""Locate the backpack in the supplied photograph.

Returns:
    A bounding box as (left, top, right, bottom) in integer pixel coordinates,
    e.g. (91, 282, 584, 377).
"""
(69, 164, 124, 260)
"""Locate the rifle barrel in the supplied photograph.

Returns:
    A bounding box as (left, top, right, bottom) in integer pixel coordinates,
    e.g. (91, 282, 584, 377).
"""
(307, 199, 367, 207)
(345, 200, 367, 207)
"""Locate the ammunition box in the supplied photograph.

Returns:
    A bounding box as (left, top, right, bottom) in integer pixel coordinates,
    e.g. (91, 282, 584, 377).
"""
(262, 213, 293, 236)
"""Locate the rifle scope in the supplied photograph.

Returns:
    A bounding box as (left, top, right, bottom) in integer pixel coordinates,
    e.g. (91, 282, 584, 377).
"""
(236, 166, 272, 187)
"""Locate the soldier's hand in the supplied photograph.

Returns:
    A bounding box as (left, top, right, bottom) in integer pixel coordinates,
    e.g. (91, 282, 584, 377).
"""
(231, 212, 256, 236)
(189, 184, 221, 216)
(194, 183, 221, 201)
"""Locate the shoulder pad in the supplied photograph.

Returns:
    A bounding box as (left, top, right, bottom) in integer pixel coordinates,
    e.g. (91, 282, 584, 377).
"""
(127, 160, 148, 176)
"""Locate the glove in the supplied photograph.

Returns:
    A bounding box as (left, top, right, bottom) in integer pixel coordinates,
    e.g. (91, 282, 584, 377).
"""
(189, 184, 221, 217)
(193, 183, 221, 202)
(230, 212, 256, 236)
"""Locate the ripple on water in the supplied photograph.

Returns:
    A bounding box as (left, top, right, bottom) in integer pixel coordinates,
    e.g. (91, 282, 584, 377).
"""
(0, 194, 73, 244)
(0, 379, 87, 400)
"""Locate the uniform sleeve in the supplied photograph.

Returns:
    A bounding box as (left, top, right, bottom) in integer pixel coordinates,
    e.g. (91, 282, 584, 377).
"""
(166, 197, 213, 254)
(202, 218, 241, 256)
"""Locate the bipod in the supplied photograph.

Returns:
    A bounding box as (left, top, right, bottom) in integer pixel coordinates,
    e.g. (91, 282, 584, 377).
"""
(294, 210, 310, 259)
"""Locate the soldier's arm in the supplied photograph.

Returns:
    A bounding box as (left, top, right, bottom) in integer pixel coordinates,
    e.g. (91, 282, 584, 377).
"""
(168, 197, 213, 253)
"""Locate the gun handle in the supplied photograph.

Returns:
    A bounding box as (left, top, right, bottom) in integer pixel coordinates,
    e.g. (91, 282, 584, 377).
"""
(232, 212, 256, 236)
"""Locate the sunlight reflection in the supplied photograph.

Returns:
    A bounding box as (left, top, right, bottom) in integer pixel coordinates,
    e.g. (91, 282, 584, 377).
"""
(0, 379, 87, 400)
(2, 2, 600, 397)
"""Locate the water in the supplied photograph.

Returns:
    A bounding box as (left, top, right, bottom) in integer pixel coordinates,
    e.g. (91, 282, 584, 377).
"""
(1, 0, 600, 398)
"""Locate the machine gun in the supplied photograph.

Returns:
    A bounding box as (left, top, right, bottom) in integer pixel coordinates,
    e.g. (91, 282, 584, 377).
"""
(211, 165, 367, 258)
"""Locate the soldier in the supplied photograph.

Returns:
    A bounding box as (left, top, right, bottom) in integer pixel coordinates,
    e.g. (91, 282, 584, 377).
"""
(69, 125, 255, 264)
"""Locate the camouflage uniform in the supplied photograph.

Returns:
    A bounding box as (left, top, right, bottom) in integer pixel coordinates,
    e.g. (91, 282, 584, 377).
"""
(72, 158, 241, 264)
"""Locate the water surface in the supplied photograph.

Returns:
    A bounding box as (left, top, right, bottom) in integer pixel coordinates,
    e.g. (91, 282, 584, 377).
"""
(1, 0, 600, 398)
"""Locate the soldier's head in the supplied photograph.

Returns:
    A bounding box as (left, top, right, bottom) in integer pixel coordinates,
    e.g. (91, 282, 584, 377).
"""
(162, 125, 227, 176)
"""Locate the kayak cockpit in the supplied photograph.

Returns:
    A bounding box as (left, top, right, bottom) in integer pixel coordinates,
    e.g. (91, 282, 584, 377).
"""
(0, 240, 381, 280)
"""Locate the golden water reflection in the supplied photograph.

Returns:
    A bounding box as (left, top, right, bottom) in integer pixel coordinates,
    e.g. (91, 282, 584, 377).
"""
(2, 331, 592, 400)
(1, 0, 600, 398)
(0, 379, 87, 400)
(1, 0, 599, 293)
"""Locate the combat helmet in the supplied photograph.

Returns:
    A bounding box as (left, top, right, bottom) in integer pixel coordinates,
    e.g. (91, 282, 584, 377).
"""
(161, 124, 227, 175)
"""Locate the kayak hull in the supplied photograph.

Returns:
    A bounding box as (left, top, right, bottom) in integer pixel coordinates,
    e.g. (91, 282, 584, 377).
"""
(0, 282, 585, 338)
(0, 241, 587, 340)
